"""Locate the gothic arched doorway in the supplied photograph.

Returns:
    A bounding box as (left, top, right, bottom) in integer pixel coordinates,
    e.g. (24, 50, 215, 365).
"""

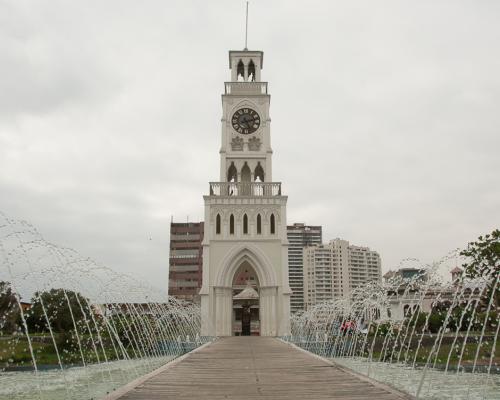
(232, 262, 260, 336)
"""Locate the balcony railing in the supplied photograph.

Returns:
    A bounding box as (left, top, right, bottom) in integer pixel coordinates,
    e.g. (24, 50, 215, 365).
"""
(224, 82, 268, 95)
(209, 182, 281, 197)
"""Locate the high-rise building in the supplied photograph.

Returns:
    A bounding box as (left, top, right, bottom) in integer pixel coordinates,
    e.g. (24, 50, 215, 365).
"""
(303, 238, 382, 309)
(287, 223, 322, 313)
(168, 222, 204, 303)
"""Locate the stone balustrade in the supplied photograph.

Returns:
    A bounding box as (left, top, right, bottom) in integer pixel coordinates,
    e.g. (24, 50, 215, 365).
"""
(224, 81, 268, 95)
(209, 182, 281, 197)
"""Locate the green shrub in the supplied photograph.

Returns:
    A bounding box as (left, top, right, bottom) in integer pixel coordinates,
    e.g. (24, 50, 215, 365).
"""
(428, 312, 446, 333)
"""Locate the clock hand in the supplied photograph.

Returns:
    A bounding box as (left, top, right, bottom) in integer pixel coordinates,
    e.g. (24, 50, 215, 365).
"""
(245, 116, 255, 125)
(241, 116, 252, 127)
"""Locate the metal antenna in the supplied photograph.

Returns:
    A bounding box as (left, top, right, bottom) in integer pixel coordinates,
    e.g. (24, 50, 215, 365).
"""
(244, 1, 249, 50)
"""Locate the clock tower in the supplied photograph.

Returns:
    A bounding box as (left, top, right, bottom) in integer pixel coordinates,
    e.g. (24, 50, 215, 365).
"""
(200, 49, 291, 337)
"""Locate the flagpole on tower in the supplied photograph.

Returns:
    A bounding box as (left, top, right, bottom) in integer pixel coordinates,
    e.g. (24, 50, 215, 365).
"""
(244, 1, 249, 50)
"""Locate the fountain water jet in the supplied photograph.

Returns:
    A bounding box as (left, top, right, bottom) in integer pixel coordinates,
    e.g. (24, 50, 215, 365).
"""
(284, 253, 499, 399)
(0, 212, 213, 400)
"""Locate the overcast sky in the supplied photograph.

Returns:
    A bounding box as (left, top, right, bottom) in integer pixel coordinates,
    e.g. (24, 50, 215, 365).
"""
(1, 0, 499, 291)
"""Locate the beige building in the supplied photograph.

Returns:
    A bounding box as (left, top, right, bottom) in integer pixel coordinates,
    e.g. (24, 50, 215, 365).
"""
(303, 239, 382, 308)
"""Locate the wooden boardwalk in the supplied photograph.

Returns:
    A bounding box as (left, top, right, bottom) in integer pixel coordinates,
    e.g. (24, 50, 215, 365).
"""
(115, 337, 413, 400)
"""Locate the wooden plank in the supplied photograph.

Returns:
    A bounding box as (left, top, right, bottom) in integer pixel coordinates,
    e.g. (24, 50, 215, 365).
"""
(115, 337, 414, 400)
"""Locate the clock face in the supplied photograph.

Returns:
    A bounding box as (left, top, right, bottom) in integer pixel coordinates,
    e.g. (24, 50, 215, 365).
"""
(231, 108, 260, 134)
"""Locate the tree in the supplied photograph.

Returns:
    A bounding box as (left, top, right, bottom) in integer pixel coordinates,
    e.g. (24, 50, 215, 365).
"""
(26, 288, 92, 333)
(0, 281, 20, 333)
(428, 311, 446, 334)
(460, 229, 500, 308)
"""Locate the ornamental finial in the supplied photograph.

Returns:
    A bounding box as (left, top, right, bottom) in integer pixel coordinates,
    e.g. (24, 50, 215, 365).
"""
(244, 2, 249, 50)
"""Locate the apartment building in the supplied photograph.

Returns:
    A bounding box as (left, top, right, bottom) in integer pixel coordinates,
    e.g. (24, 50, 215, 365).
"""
(287, 223, 322, 313)
(168, 222, 204, 303)
(303, 238, 381, 308)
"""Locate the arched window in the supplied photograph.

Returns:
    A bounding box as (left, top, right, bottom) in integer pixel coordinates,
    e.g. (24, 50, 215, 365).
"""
(254, 162, 264, 182)
(227, 162, 238, 196)
(216, 214, 221, 234)
(248, 60, 256, 81)
(256, 214, 262, 235)
(243, 214, 248, 234)
(241, 163, 251, 195)
(241, 162, 251, 182)
(237, 60, 244, 81)
(230, 214, 235, 235)
(227, 162, 237, 182)
(270, 214, 275, 234)
(403, 304, 410, 316)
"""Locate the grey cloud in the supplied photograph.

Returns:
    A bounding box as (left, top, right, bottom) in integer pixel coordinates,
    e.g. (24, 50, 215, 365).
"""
(1, 0, 499, 290)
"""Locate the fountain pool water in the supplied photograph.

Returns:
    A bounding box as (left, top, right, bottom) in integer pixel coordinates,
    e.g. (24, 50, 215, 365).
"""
(333, 357, 500, 400)
(0, 356, 175, 400)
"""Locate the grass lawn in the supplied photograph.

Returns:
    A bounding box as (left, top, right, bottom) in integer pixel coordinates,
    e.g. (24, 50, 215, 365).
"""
(372, 336, 499, 367)
(0, 334, 130, 367)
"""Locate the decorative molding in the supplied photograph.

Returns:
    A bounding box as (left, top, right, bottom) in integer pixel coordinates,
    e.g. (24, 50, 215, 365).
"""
(214, 244, 278, 287)
(210, 205, 281, 222)
(248, 136, 261, 151)
(233, 99, 258, 110)
(231, 137, 244, 151)
(210, 207, 226, 222)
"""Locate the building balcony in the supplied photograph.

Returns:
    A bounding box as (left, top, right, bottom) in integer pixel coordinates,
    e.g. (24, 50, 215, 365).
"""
(209, 182, 282, 197)
(224, 82, 268, 95)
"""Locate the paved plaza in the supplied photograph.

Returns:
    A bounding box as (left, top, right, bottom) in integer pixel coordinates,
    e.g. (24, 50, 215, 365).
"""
(116, 337, 413, 399)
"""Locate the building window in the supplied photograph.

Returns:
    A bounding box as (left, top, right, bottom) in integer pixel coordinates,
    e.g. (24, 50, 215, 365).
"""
(270, 214, 275, 234)
(257, 214, 262, 234)
(243, 214, 248, 234)
(216, 214, 221, 234)
(230, 214, 235, 235)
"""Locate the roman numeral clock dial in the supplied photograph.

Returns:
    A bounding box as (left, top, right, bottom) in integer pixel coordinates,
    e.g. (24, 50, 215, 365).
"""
(231, 108, 260, 134)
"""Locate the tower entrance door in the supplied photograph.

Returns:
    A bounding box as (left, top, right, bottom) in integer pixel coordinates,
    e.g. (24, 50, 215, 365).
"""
(232, 262, 260, 336)
(241, 305, 251, 336)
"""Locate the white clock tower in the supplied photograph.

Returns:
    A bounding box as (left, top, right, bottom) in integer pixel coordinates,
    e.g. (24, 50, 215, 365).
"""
(200, 49, 291, 337)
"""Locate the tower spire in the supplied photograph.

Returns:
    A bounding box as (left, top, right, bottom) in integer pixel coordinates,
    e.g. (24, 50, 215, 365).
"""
(244, 1, 249, 50)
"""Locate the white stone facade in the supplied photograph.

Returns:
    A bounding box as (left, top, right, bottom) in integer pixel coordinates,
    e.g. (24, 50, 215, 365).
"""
(200, 50, 291, 337)
(303, 239, 382, 309)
